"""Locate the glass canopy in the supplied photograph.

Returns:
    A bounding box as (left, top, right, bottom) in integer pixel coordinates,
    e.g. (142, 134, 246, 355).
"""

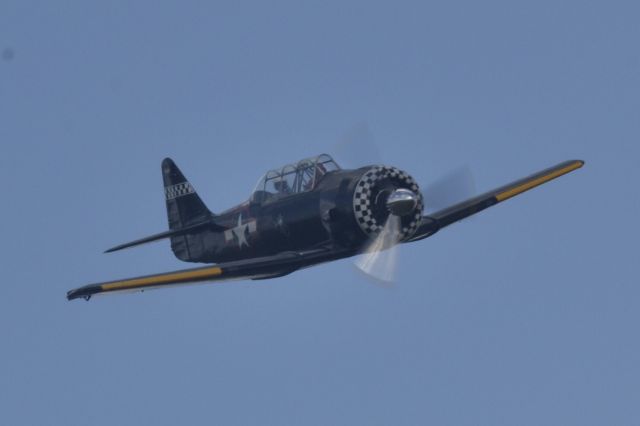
(251, 154, 340, 202)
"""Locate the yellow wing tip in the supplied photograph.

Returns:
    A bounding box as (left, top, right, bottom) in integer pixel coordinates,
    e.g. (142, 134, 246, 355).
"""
(100, 266, 224, 291)
(495, 159, 584, 202)
(563, 159, 585, 173)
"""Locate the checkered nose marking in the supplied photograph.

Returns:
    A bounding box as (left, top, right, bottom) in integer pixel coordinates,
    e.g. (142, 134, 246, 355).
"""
(352, 166, 423, 241)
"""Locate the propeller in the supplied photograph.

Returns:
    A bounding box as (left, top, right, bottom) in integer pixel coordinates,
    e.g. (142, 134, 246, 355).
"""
(334, 124, 476, 284)
(354, 171, 476, 284)
(354, 188, 419, 285)
(422, 166, 476, 213)
(354, 211, 402, 286)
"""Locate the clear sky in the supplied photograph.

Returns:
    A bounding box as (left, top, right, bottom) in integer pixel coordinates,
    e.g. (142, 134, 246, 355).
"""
(1, 1, 639, 425)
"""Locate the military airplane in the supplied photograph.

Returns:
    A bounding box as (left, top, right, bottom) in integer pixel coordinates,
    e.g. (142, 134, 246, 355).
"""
(67, 154, 583, 301)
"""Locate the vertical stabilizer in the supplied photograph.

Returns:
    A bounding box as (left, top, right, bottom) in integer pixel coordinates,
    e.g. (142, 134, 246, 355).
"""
(162, 158, 212, 261)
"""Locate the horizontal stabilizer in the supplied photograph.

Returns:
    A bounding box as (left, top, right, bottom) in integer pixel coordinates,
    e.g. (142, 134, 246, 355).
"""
(105, 221, 226, 253)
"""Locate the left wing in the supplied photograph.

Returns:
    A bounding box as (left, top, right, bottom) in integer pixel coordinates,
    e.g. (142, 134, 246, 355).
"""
(410, 159, 584, 241)
(67, 247, 344, 301)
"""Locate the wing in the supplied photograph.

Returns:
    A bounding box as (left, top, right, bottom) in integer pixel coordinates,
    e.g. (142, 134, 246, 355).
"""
(410, 159, 584, 240)
(67, 247, 344, 301)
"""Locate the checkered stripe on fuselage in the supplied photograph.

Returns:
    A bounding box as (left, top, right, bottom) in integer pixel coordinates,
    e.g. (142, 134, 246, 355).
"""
(165, 182, 195, 200)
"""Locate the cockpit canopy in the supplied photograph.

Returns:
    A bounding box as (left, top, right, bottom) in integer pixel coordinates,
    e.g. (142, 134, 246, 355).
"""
(251, 154, 341, 203)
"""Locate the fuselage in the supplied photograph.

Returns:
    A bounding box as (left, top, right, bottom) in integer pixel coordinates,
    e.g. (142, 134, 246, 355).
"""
(189, 167, 371, 263)
(176, 160, 426, 266)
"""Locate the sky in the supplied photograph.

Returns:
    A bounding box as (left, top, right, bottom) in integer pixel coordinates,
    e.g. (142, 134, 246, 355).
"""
(1, 1, 639, 425)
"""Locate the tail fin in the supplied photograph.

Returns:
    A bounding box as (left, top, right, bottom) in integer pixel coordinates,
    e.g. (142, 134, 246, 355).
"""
(162, 158, 212, 228)
(104, 159, 222, 260)
(162, 158, 213, 262)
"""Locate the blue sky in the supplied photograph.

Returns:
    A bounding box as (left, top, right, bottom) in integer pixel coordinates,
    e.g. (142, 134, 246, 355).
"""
(1, 1, 638, 425)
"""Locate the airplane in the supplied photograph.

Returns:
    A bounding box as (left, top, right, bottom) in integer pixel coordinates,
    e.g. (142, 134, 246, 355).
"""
(67, 154, 584, 301)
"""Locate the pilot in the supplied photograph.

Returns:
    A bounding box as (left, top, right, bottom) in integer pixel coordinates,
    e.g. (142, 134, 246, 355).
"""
(273, 179, 291, 194)
(303, 163, 327, 191)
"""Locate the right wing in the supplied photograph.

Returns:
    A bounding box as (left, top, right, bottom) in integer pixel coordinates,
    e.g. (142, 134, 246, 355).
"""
(67, 247, 346, 301)
(410, 159, 584, 241)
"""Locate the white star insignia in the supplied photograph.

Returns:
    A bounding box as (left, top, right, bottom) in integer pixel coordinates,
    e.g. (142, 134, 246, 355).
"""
(232, 213, 250, 248)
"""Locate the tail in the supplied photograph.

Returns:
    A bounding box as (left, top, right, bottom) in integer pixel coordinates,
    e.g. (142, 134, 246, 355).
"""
(162, 158, 211, 230)
(162, 158, 216, 262)
(105, 158, 223, 262)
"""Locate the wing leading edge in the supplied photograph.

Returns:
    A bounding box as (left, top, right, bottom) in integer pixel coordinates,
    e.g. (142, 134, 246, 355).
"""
(410, 159, 584, 240)
(67, 248, 345, 301)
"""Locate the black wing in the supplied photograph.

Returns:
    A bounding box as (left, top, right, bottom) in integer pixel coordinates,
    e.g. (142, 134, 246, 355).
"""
(67, 247, 345, 301)
(410, 159, 584, 240)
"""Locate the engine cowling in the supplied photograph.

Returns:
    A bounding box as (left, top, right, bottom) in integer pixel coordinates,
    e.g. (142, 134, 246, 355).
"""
(352, 166, 424, 241)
